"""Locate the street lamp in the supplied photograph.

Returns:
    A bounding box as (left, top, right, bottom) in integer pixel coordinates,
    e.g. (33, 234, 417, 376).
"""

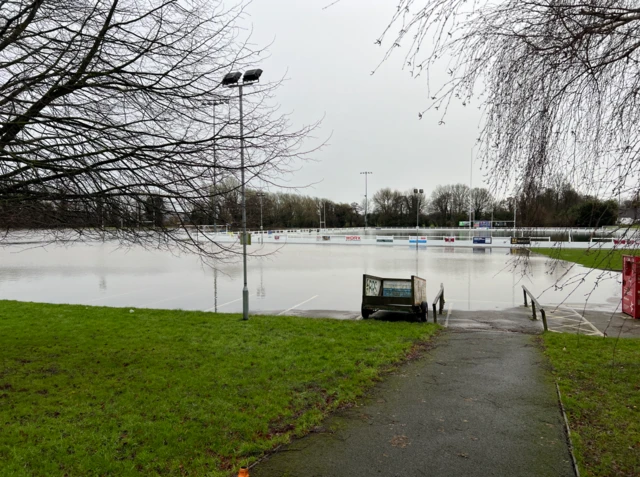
(257, 192, 265, 244)
(203, 97, 230, 233)
(360, 171, 372, 230)
(222, 68, 263, 321)
(413, 188, 423, 250)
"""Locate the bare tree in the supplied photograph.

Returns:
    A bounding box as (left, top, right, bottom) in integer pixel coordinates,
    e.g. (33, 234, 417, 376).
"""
(379, 1, 640, 199)
(429, 185, 452, 221)
(0, 0, 317, 256)
(471, 188, 493, 218)
(450, 183, 470, 217)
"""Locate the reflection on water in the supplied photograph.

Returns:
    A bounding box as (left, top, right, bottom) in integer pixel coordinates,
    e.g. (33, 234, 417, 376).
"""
(0, 242, 621, 313)
(256, 263, 266, 299)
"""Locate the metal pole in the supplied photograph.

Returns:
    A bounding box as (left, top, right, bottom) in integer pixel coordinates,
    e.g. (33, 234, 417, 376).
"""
(365, 175, 368, 229)
(514, 197, 517, 236)
(416, 194, 419, 251)
(360, 172, 372, 230)
(212, 102, 217, 233)
(618, 163, 622, 212)
(260, 194, 263, 244)
(469, 149, 473, 232)
(239, 84, 249, 321)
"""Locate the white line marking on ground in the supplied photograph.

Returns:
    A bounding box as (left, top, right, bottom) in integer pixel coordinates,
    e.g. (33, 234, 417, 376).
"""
(564, 306, 604, 337)
(204, 295, 254, 312)
(445, 302, 453, 328)
(278, 295, 319, 316)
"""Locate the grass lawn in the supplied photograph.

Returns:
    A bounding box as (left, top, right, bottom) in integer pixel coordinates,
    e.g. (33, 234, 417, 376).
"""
(0, 301, 439, 476)
(543, 333, 640, 477)
(532, 248, 640, 271)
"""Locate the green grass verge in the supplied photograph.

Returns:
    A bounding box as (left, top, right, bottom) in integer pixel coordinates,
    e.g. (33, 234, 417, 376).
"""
(0, 300, 439, 476)
(532, 248, 640, 271)
(543, 333, 640, 477)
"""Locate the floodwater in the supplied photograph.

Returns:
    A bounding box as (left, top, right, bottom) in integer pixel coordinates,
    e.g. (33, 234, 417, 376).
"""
(0, 242, 621, 315)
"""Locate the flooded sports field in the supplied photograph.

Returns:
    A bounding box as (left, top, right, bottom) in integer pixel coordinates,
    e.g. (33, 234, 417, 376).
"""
(0, 242, 621, 316)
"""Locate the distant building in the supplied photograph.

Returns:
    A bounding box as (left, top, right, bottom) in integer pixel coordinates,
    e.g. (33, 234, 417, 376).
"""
(618, 207, 639, 225)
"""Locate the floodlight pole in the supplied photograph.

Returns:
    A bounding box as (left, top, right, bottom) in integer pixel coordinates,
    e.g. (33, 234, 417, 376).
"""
(513, 197, 517, 236)
(360, 171, 372, 230)
(416, 196, 419, 251)
(223, 68, 262, 321)
(239, 83, 249, 320)
(257, 192, 265, 244)
(413, 188, 423, 251)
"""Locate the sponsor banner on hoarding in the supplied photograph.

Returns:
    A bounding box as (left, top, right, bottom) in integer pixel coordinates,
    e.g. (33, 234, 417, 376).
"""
(345, 235, 361, 241)
(444, 237, 455, 243)
(322, 236, 331, 241)
(382, 280, 412, 298)
(409, 237, 427, 244)
(365, 277, 382, 296)
(477, 221, 491, 228)
(472, 237, 492, 244)
(376, 237, 394, 243)
(459, 221, 470, 227)
(614, 239, 640, 245)
(510, 237, 531, 245)
(274, 235, 280, 240)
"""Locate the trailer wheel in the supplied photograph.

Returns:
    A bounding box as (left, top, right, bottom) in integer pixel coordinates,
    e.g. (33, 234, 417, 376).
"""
(361, 304, 371, 320)
(419, 301, 428, 322)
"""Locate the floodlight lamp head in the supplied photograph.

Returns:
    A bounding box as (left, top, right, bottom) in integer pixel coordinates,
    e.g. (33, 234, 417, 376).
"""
(419, 189, 424, 193)
(222, 72, 242, 86)
(414, 189, 418, 193)
(243, 69, 263, 83)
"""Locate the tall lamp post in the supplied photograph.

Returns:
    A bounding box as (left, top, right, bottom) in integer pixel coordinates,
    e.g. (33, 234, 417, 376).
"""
(360, 171, 372, 230)
(413, 188, 423, 250)
(257, 192, 265, 244)
(222, 68, 263, 321)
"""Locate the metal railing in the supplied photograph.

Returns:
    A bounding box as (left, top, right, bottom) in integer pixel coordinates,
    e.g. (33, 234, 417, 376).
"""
(432, 283, 445, 324)
(522, 285, 548, 331)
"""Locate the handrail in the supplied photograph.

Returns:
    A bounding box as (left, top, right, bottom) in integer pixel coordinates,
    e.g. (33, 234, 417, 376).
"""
(432, 283, 445, 324)
(522, 285, 548, 331)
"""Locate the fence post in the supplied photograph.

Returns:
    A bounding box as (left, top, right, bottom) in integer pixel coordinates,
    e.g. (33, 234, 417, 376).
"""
(531, 301, 537, 320)
(523, 289, 528, 307)
(541, 309, 548, 332)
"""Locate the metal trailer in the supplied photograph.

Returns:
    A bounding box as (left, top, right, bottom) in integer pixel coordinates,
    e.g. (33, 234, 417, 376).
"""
(361, 274, 428, 322)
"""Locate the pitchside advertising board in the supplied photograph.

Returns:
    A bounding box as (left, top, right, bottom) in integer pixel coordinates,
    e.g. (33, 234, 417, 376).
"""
(472, 237, 492, 244)
(459, 221, 492, 228)
(409, 236, 427, 244)
(382, 280, 412, 298)
(510, 237, 531, 245)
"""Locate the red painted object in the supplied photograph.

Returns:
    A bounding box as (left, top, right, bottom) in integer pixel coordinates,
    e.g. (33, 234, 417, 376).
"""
(622, 255, 640, 319)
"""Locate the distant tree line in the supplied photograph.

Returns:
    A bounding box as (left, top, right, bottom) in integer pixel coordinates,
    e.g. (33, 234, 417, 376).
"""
(1, 178, 620, 231)
(188, 179, 364, 230)
(190, 178, 620, 230)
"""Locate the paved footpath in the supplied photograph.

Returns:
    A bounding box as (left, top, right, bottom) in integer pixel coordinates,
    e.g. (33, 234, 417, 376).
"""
(253, 329, 575, 477)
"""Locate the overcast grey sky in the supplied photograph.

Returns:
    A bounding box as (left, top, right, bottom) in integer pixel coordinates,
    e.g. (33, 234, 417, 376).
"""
(245, 0, 486, 204)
